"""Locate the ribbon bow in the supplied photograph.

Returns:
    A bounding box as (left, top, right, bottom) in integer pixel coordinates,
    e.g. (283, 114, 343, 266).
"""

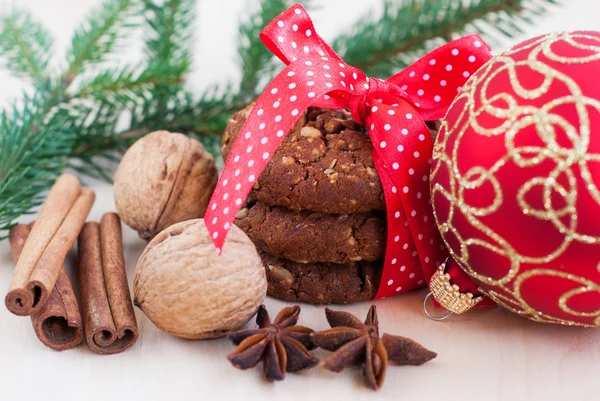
(205, 4, 493, 299)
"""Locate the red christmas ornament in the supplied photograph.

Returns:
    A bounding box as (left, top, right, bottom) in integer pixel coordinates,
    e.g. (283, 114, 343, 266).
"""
(431, 31, 600, 327)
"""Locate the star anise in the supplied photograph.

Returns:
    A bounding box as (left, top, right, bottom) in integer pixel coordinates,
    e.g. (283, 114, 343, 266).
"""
(311, 305, 437, 390)
(227, 305, 319, 381)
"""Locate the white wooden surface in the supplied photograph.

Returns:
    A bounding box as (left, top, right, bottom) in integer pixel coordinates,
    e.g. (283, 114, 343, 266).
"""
(2, 1, 600, 400)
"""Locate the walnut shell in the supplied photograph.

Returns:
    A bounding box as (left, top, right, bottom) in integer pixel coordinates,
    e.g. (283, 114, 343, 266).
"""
(114, 131, 218, 240)
(133, 219, 267, 339)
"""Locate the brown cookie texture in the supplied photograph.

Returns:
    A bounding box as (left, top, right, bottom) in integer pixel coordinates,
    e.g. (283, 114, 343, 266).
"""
(235, 201, 386, 264)
(222, 105, 385, 214)
(261, 252, 382, 304)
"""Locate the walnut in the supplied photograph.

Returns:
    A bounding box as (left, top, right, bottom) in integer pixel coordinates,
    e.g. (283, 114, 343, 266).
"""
(133, 219, 267, 339)
(114, 131, 218, 240)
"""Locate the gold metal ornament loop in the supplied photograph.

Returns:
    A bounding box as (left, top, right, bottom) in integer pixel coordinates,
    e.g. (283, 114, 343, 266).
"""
(424, 261, 484, 319)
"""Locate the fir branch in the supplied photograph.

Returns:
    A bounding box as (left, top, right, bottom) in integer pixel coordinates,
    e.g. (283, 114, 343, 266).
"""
(66, 0, 139, 79)
(65, 0, 199, 176)
(143, 0, 195, 71)
(0, 9, 53, 81)
(60, 0, 201, 179)
(0, 93, 74, 238)
(73, 62, 187, 101)
(237, 0, 298, 99)
(142, 0, 196, 119)
(67, 87, 242, 172)
(332, 0, 559, 78)
(66, 102, 126, 181)
(126, 87, 244, 154)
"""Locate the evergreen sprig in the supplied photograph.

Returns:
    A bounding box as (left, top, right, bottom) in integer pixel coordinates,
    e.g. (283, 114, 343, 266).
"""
(66, 0, 199, 177)
(0, 0, 198, 237)
(74, 62, 187, 103)
(64, 0, 231, 175)
(0, 9, 53, 82)
(0, 0, 559, 238)
(332, 0, 558, 78)
(126, 86, 243, 154)
(0, 92, 74, 238)
(66, 0, 139, 78)
(143, 0, 195, 71)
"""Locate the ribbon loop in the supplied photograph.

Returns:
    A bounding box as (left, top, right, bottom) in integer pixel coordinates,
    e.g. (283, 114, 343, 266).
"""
(204, 3, 495, 300)
(260, 6, 341, 66)
(386, 35, 491, 121)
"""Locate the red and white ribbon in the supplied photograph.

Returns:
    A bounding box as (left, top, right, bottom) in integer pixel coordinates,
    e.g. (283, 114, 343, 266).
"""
(204, 4, 493, 299)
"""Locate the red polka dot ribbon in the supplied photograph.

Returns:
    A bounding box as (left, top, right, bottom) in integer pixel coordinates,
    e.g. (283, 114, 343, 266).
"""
(204, 4, 493, 299)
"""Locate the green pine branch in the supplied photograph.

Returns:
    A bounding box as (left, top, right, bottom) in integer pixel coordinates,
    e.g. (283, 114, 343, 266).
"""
(130, 0, 242, 155)
(66, 102, 126, 181)
(0, 0, 168, 238)
(73, 62, 187, 101)
(62, 0, 198, 179)
(63, 0, 221, 177)
(0, 92, 74, 238)
(66, 0, 139, 79)
(66, 86, 242, 172)
(139, 0, 196, 127)
(143, 0, 195, 70)
(143, 0, 195, 104)
(0, 9, 53, 82)
(332, 0, 559, 78)
(126, 87, 244, 154)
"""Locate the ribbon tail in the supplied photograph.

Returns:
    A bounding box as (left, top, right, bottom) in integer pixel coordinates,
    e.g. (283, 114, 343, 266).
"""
(367, 102, 449, 299)
(396, 122, 448, 283)
(204, 63, 333, 253)
(373, 153, 425, 298)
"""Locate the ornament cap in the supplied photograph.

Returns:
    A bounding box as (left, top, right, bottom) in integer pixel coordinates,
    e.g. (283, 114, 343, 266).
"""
(428, 262, 483, 315)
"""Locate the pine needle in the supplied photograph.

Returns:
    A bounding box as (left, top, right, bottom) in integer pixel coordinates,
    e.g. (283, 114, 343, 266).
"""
(0, 9, 53, 81)
(64, 0, 198, 179)
(66, 0, 139, 78)
(332, 0, 559, 78)
(74, 62, 187, 101)
(0, 92, 74, 238)
(143, 0, 195, 71)
(126, 87, 244, 154)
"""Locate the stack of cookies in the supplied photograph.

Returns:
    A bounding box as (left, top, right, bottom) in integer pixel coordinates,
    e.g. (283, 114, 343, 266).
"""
(223, 106, 388, 304)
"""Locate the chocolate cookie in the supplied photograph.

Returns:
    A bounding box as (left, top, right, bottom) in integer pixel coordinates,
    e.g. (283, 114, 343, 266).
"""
(223, 106, 385, 214)
(235, 201, 386, 264)
(261, 252, 382, 304)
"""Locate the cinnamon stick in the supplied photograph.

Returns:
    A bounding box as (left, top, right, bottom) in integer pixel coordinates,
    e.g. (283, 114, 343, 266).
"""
(5, 174, 95, 316)
(79, 213, 139, 355)
(9, 224, 83, 351)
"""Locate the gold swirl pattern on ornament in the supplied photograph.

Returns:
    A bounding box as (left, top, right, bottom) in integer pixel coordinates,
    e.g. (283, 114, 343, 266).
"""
(431, 32, 600, 326)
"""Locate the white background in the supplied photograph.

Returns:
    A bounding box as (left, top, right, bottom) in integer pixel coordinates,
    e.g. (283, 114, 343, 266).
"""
(1, 1, 600, 400)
